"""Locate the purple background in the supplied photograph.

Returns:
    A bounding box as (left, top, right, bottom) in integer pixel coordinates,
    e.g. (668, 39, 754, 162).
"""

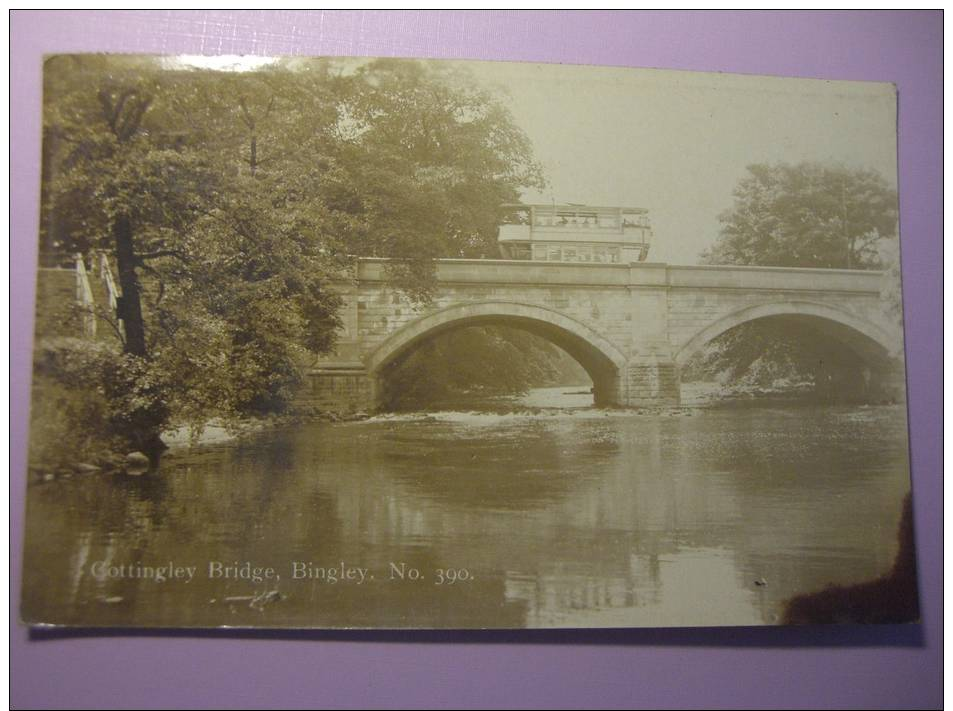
(11, 11, 942, 709)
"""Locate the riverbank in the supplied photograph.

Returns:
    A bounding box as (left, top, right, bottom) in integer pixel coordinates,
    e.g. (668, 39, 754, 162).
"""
(156, 382, 837, 450)
(28, 406, 382, 481)
(27, 382, 842, 480)
(161, 418, 277, 451)
(162, 408, 380, 451)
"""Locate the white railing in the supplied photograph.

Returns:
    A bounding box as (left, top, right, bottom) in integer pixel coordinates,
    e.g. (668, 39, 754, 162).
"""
(97, 251, 124, 339)
(73, 253, 96, 338)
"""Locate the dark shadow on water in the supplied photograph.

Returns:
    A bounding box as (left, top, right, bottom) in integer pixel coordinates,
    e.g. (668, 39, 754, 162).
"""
(782, 493, 920, 625)
(28, 621, 923, 648)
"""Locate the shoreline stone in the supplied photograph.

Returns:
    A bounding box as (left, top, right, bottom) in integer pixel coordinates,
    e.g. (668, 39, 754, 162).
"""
(124, 451, 150, 476)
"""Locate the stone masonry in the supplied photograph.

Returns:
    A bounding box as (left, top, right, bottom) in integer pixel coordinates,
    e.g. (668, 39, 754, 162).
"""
(297, 259, 897, 411)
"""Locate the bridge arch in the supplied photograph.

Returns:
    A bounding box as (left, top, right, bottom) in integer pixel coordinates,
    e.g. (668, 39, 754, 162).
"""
(368, 301, 627, 406)
(674, 300, 895, 367)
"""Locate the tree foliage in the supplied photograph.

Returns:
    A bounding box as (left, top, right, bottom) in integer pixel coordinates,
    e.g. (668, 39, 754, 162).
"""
(381, 326, 588, 410)
(702, 162, 898, 269)
(320, 58, 546, 298)
(28, 336, 179, 467)
(682, 319, 830, 390)
(695, 162, 899, 388)
(38, 55, 547, 447)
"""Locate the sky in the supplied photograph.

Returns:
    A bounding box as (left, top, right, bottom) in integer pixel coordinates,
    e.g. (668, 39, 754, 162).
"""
(462, 60, 898, 265)
(172, 55, 898, 266)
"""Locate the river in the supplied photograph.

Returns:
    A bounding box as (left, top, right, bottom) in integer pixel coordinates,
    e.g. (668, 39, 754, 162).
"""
(21, 388, 912, 629)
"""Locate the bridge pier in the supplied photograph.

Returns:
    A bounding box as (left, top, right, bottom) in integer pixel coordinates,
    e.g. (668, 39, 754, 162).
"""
(297, 366, 377, 414)
(621, 359, 681, 408)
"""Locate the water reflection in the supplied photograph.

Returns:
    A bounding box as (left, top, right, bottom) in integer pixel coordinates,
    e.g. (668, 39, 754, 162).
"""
(21, 390, 911, 628)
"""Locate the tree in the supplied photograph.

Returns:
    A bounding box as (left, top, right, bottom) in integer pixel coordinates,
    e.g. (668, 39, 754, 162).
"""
(36, 56, 549, 456)
(322, 58, 546, 299)
(41, 56, 217, 453)
(39, 57, 349, 449)
(695, 162, 899, 392)
(703, 162, 898, 269)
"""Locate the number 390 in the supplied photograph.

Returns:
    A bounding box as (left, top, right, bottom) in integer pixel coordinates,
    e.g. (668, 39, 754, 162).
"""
(435, 567, 472, 584)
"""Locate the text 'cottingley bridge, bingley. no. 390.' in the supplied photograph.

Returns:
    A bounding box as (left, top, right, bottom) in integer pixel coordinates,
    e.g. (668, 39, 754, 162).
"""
(303, 203, 904, 412)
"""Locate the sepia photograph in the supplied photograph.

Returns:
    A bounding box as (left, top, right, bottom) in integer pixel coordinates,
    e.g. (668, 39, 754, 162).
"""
(21, 54, 917, 629)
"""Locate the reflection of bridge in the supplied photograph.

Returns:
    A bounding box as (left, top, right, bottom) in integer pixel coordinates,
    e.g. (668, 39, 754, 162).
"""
(302, 258, 899, 411)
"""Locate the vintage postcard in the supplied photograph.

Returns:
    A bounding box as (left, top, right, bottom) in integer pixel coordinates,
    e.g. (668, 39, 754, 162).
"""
(21, 55, 917, 629)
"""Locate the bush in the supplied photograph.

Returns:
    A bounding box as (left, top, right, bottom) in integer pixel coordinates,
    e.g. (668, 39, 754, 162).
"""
(28, 338, 169, 471)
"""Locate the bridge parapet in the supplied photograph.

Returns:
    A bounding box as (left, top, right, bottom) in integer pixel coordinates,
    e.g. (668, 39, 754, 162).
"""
(353, 258, 884, 293)
(665, 264, 884, 294)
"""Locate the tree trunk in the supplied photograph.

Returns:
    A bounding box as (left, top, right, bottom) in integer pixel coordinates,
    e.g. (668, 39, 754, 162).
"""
(113, 212, 147, 357)
(112, 212, 168, 460)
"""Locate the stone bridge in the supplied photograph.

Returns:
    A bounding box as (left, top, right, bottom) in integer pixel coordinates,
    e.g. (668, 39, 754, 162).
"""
(300, 259, 901, 411)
